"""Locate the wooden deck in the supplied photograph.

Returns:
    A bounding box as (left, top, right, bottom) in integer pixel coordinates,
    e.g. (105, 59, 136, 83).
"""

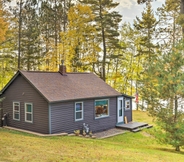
(116, 122, 153, 132)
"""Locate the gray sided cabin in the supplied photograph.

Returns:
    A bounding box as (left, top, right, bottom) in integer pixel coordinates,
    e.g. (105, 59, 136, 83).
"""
(0, 65, 133, 134)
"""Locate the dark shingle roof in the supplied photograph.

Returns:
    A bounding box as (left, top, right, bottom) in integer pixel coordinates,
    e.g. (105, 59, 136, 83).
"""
(19, 70, 121, 103)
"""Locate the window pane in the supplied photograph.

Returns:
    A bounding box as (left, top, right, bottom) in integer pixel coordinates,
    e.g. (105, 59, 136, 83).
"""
(76, 112, 82, 119)
(14, 106, 19, 111)
(14, 113, 19, 120)
(125, 99, 130, 109)
(76, 103, 82, 111)
(26, 104, 32, 112)
(26, 114, 32, 121)
(95, 99, 108, 117)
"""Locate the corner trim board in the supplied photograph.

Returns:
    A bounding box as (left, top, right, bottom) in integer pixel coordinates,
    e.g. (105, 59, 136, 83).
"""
(49, 104, 51, 134)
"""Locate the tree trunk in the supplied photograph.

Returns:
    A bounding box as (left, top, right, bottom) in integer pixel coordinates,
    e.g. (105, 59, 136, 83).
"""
(99, 0, 106, 81)
(181, 0, 184, 34)
(175, 146, 180, 151)
(18, 0, 23, 69)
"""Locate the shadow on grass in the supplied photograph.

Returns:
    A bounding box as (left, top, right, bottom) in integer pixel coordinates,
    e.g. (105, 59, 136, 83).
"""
(153, 147, 184, 155)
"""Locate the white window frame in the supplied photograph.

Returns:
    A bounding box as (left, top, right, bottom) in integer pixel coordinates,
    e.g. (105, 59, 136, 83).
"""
(75, 102, 83, 121)
(13, 102, 20, 121)
(95, 99, 109, 119)
(25, 103, 33, 123)
(125, 98, 130, 110)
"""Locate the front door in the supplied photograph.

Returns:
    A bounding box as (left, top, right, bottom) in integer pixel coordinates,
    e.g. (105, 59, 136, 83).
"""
(117, 97, 124, 123)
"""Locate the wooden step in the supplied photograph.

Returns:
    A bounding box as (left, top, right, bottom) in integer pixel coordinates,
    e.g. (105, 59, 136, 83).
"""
(132, 128, 141, 132)
(144, 125, 153, 129)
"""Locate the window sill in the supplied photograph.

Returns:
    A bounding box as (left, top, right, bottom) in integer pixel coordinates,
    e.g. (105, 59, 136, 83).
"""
(13, 119, 20, 121)
(75, 118, 83, 122)
(25, 121, 33, 123)
(95, 115, 109, 119)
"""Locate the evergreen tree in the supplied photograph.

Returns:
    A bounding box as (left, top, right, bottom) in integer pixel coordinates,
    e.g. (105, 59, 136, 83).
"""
(134, 2, 159, 109)
(19, 0, 42, 70)
(79, 0, 122, 81)
(146, 41, 184, 151)
(156, 0, 182, 53)
(134, 2, 158, 60)
(39, 0, 73, 71)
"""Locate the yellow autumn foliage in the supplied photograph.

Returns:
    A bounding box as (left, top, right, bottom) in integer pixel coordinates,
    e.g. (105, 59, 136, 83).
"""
(0, 3, 8, 43)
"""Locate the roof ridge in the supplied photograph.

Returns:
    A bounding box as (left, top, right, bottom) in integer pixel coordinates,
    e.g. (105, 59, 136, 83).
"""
(20, 70, 56, 73)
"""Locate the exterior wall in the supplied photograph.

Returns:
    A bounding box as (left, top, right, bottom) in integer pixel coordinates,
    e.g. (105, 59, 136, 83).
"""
(124, 97, 132, 123)
(50, 97, 117, 134)
(1, 74, 49, 134)
(0, 104, 2, 127)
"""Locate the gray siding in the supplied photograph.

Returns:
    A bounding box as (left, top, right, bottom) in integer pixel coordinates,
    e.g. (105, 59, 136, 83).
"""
(50, 97, 117, 134)
(1, 74, 49, 134)
(124, 98, 132, 123)
(0, 106, 2, 127)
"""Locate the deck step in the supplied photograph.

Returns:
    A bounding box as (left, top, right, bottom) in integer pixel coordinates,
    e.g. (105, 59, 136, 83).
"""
(132, 128, 141, 132)
(132, 125, 153, 133)
(144, 125, 153, 129)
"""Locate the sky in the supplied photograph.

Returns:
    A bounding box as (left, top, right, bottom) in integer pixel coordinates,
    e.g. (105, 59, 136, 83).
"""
(9, 0, 164, 25)
(115, 0, 164, 25)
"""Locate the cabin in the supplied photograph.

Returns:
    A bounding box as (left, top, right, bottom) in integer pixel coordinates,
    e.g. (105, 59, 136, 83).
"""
(0, 64, 133, 134)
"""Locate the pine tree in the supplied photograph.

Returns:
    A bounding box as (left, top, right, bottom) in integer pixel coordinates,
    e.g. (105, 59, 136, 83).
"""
(19, 0, 42, 70)
(79, 0, 122, 81)
(156, 0, 182, 53)
(134, 2, 159, 109)
(146, 41, 184, 151)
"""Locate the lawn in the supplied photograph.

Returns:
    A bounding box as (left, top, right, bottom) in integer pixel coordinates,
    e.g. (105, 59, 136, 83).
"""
(0, 110, 184, 162)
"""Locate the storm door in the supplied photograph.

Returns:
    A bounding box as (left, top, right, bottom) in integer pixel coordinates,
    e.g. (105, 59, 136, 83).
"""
(117, 97, 124, 123)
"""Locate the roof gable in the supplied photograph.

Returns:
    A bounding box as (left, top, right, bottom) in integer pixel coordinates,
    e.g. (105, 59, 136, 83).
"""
(1, 70, 121, 103)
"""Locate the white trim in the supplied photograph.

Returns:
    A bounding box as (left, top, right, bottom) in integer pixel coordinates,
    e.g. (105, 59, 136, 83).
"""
(117, 97, 124, 123)
(95, 99, 109, 119)
(25, 103, 33, 123)
(75, 102, 83, 121)
(13, 102, 20, 121)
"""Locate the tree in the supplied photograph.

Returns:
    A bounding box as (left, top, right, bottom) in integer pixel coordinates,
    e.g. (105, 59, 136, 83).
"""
(156, 0, 182, 53)
(60, 4, 100, 72)
(20, 0, 42, 70)
(39, 0, 73, 71)
(79, 0, 122, 81)
(137, 0, 184, 34)
(146, 41, 184, 151)
(134, 2, 159, 110)
(0, 1, 8, 44)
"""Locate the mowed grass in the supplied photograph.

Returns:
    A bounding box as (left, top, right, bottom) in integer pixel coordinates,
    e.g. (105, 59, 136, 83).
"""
(0, 110, 184, 162)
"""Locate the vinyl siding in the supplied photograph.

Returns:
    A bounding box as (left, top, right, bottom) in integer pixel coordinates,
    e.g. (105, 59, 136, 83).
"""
(50, 97, 117, 134)
(1, 74, 49, 134)
(124, 98, 132, 123)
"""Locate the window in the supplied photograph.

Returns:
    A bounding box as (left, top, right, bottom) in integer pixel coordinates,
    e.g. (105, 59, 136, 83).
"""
(125, 98, 130, 110)
(75, 102, 83, 121)
(25, 103, 33, 123)
(13, 102, 20, 120)
(95, 99, 109, 118)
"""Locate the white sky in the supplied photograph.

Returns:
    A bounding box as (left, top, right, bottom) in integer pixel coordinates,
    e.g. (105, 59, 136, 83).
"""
(116, 0, 164, 25)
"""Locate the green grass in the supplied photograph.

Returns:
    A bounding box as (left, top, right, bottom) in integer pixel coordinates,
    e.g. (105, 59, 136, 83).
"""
(0, 110, 184, 162)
